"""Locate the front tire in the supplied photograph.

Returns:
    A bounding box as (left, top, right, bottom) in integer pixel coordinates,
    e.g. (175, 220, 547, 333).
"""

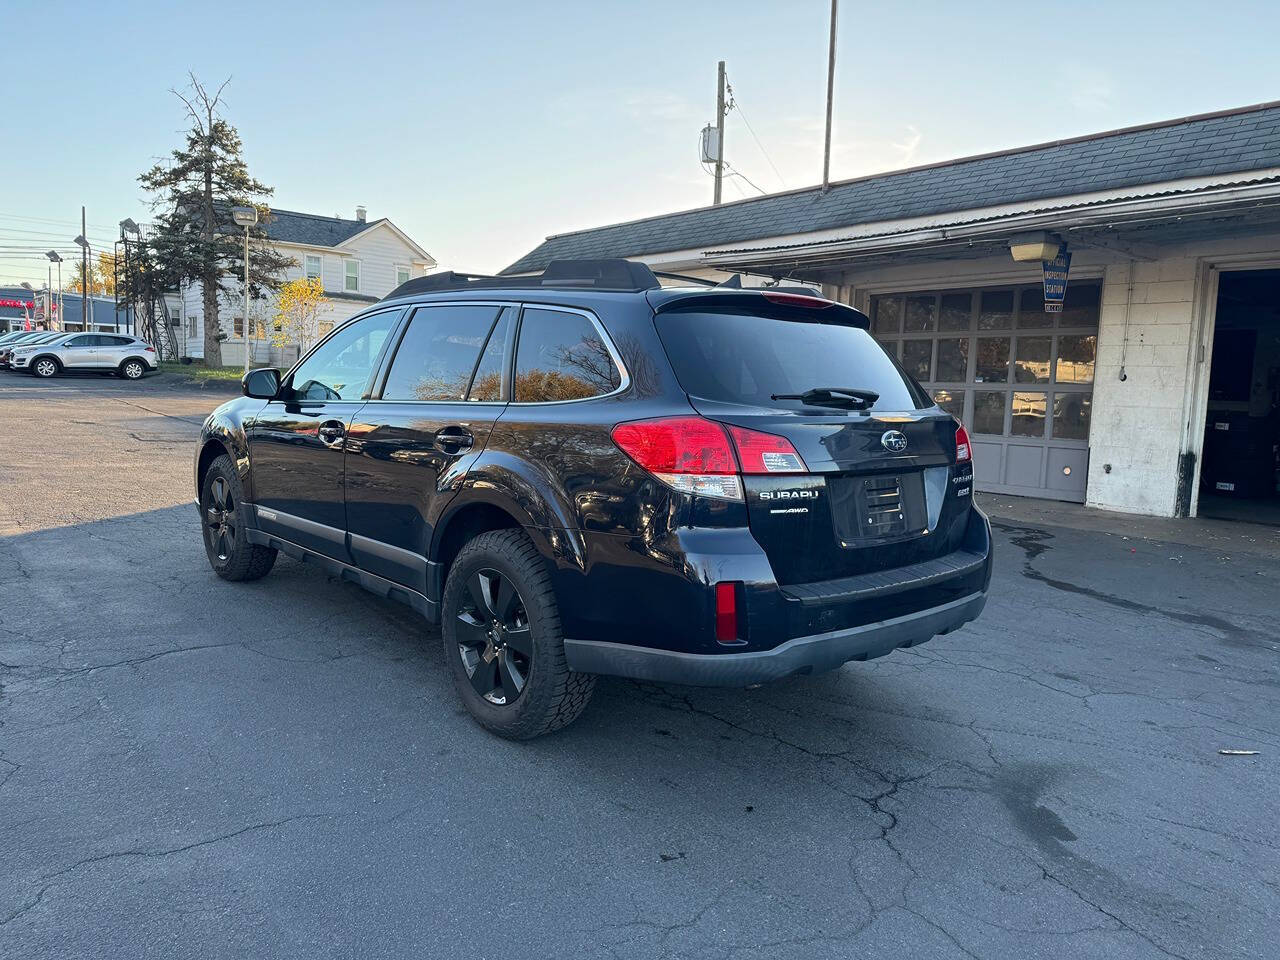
(120, 359, 146, 380)
(200, 455, 277, 581)
(442, 529, 595, 739)
(32, 357, 58, 378)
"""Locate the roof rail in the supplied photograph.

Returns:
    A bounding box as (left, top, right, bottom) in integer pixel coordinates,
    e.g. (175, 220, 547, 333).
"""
(652, 270, 718, 287)
(384, 258, 661, 301)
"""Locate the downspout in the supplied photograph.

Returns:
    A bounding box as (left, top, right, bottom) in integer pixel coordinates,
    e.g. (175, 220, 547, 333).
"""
(1117, 260, 1135, 382)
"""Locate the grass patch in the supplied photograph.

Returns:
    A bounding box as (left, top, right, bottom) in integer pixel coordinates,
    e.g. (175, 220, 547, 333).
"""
(158, 361, 246, 382)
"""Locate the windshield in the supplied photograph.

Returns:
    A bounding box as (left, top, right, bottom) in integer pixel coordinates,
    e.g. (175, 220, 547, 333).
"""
(654, 310, 929, 411)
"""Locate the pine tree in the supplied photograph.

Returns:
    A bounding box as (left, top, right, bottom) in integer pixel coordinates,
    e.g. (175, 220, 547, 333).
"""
(139, 75, 293, 367)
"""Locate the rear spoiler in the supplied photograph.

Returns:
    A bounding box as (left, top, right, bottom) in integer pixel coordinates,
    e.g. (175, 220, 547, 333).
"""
(647, 289, 870, 329)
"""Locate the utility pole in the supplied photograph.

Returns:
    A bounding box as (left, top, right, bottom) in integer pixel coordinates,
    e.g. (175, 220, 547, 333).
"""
(713, 60, 726, 205)
(821, 0, 838, 193)
(81, 207, 88, 328)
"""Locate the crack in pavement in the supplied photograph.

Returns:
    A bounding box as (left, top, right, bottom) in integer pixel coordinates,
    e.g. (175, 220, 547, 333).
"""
(992, 522, 1277, 651)
(2, 815, 331, 930)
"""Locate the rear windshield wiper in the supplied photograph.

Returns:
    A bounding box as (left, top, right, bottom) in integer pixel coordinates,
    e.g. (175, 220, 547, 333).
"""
(771, 386, 880, 410)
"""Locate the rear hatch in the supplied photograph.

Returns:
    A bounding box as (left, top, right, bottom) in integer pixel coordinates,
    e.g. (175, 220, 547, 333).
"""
(652, 293, 973, 585)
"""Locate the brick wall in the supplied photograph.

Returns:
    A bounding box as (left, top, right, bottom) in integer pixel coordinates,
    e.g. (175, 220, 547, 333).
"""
(1085, 258, 1199, 516)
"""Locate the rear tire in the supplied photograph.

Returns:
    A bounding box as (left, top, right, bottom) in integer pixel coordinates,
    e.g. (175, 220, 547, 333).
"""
(442, 529, 595, 739)
(200, 455, 277, 582)
(32, 357, 58, 378)
(120, 359, 146, 380)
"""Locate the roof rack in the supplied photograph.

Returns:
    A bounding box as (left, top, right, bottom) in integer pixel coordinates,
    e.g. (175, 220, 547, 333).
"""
(384, 259, 662, 301)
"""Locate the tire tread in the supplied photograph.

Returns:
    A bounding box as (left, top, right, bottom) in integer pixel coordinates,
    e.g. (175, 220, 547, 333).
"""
(447, 529, 595, 738)
(203, 455, 277, 582)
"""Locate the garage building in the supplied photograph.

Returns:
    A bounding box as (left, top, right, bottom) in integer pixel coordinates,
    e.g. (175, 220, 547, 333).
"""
(506, 101, 1280, 522)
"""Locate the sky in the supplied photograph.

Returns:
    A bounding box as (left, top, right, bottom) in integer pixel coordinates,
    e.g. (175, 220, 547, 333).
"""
(2, 0, 1279, 289)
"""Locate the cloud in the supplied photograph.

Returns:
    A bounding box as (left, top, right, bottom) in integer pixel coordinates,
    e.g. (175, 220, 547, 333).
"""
(1058, 63, 1113, 113)
(624, 92, 700, 123)
(891, 124, 922, 168)
(770, 118, 931, 184)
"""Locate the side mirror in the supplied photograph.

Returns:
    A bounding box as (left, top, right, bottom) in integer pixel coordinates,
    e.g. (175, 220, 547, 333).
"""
(243, 367, 281, 400)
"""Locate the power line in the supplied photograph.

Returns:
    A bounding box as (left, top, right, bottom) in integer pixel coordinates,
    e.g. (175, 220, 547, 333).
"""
(0, 211, 116, 230)
(0, 226, 117, 242)
(729, 98, 786, 189)
(723, 162, 768, 197)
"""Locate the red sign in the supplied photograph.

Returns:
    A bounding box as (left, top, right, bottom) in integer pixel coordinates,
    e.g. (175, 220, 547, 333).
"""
(0, 298, 35, 309)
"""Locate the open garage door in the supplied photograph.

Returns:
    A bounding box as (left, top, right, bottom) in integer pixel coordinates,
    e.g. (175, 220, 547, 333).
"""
(871, 283, 1098, 502)
(1199, 269, 1280, 524)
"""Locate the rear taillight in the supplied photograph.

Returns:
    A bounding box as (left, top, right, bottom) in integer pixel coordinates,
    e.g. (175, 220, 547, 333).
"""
(715, 582, 740, 644)
(726, 424, 806, 474)
(954, 420, 972, 463)
(611, 416, 741, 500)
(611, 416, 808, 501)
(144, 345, 155, 352)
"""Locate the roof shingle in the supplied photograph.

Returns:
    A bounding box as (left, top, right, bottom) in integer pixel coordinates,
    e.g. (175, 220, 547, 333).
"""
(263, 209, 383, 247)
(503, 102, 1280, 274)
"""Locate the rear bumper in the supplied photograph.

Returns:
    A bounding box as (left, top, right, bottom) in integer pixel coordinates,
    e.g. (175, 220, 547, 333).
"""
(564, 590, 987, 686)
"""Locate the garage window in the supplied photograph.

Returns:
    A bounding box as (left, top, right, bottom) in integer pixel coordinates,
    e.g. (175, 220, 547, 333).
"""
(870, 282, 1100, 502)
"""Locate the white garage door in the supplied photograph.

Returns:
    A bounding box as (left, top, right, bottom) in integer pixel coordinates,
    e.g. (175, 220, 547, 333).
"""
(870, 283, 1098, 502)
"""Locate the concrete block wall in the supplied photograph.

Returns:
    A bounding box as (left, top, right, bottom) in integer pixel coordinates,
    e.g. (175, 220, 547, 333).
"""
(1085, 258, 1199, 517)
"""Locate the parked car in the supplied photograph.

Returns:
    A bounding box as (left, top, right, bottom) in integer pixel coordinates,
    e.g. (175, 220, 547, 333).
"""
(10, 333, 158, 379)
(0, 332, 61, 368)
(194, 259, 992, 738)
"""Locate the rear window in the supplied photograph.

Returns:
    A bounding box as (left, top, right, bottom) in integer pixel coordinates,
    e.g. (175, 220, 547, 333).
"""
(514, 308, 621, 402)
(654, 311, 928, 411)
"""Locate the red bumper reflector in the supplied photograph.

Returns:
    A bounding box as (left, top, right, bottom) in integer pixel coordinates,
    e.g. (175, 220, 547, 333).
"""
(715, 581, 739, 645)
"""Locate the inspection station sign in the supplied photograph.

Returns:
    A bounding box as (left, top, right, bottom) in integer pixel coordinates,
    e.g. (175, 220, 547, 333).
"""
(1042, 245, 1072, 312)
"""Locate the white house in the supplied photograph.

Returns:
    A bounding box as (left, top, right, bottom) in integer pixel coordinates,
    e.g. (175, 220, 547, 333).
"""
(172, 205, 435, 366)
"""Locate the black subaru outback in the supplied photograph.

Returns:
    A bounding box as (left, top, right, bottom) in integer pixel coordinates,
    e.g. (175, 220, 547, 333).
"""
(194, 259, 991, 738)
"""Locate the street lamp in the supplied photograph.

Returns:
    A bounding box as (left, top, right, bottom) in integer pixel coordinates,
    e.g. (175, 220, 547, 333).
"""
(118, 220, 140, 337)
(231, 206, 258, 375)
(19, 282, 33, 329)
(74, 233, 91, 330)
(46, 252, 62, 331)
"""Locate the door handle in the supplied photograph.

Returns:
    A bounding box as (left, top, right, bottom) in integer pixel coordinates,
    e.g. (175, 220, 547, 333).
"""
(318, 420, 346, 449)
(434, 425, 474, 453)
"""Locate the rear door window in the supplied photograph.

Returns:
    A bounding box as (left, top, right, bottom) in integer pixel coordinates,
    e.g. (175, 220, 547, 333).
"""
(514, 308, 621, 402)
(654, 311, 927, 411)
(381, 304, 503, 402)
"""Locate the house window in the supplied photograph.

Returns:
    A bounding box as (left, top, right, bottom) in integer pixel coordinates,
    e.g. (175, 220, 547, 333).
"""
(233, 315, 244, 338)
(305, 254, 322, 281)
(396, 264, 410, 287)
(344, 260, 360, 293)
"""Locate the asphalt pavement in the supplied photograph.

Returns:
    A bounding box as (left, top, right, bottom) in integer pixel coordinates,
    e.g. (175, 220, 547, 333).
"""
(1, 372, 1277, 959)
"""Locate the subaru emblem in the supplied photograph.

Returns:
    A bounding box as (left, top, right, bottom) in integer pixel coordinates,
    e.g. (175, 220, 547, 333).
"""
(881, 430, 908, 453)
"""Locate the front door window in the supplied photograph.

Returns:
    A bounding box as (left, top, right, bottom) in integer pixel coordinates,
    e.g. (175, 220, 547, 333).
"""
(288, 311, 399, 401)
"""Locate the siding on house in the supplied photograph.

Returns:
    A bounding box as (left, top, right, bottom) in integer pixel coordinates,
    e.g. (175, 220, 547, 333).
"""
(181, 216, 434, 361)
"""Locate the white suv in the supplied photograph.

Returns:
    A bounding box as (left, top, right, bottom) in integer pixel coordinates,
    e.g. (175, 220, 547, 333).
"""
(11, 333, 159, 380)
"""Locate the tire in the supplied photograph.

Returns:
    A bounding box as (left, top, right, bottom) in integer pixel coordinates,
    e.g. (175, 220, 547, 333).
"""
(200, 455, 277, 582)
(120, 359, 146, 380)
(442, 529, 595, 739)
(32, 357, 58, 378)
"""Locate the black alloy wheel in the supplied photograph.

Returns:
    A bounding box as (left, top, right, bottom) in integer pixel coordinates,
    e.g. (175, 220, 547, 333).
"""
(455, 568, 533, 705)
(204, 475, 237, 563)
